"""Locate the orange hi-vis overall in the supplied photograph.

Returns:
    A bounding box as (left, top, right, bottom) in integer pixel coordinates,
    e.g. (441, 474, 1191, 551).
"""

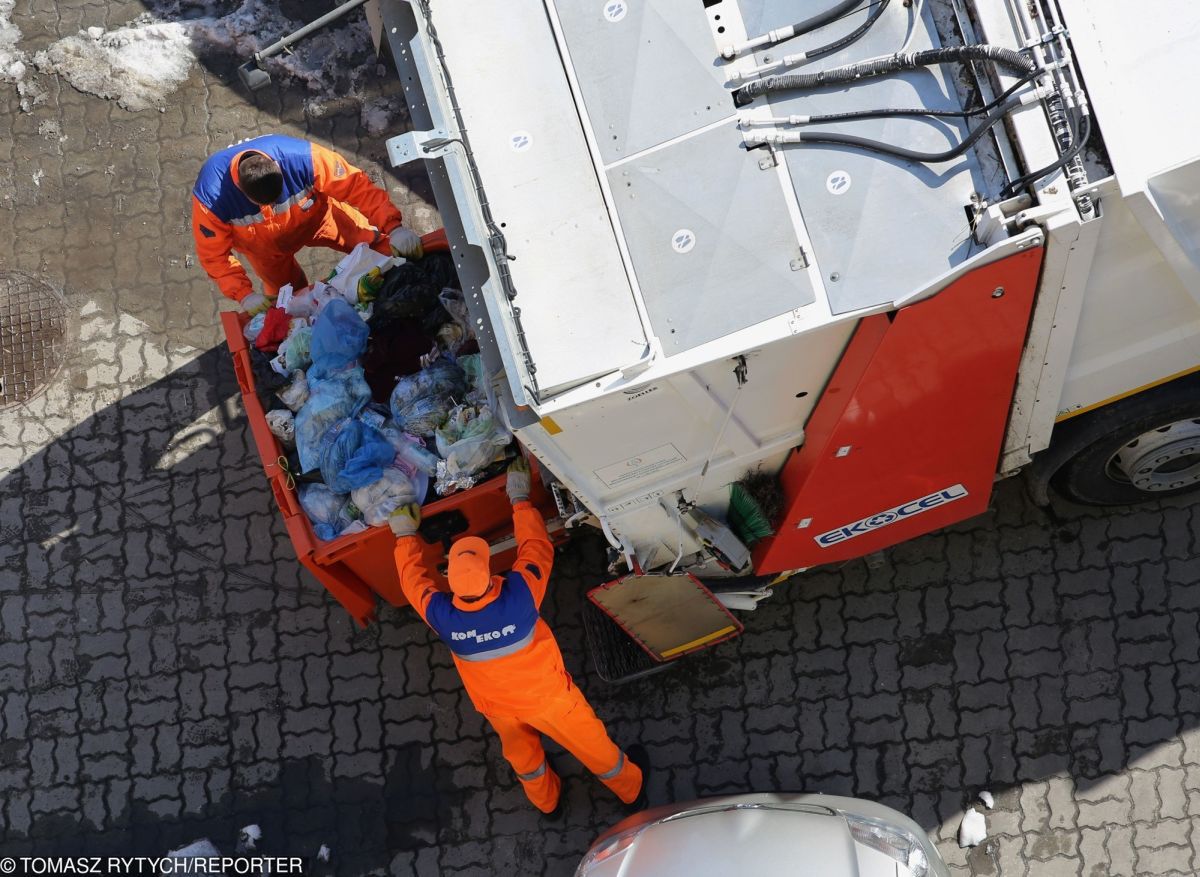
(191, 134, 404, 303)
(395, 502, 644, 813)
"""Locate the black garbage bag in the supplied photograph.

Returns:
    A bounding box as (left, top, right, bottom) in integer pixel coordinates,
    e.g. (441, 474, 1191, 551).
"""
(249, 347, 291, 412)
(368, 251, 460, 337)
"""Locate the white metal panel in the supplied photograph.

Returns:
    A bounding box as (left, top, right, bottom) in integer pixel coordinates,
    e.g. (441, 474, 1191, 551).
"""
(1001, 205, 1102, 472)
(514, 322, 855, 553)
(1057, 0, 1200, 193)
(424, 1, 646, 395)
(1058, 190, 1200, 417)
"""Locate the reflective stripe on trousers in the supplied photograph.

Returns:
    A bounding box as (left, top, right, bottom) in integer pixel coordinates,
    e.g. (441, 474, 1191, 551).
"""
(517, 760, 547, 782)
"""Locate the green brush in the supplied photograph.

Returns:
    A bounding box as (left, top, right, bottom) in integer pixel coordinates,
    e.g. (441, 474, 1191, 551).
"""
(728, 479, 775, 546)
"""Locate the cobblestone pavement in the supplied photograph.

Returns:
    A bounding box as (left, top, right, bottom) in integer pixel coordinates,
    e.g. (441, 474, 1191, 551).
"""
(4, 3, 1200, 876)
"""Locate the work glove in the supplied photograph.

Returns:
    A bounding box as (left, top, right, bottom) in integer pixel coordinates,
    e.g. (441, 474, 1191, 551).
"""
(388, 502, 422, 537)
(241, 292, 273, 315)
(389, 226, 423, 259)
(506, 457, 531, 505)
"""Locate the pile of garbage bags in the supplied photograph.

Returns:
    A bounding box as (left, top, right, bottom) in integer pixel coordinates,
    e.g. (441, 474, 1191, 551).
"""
(245, 242, 514, 542)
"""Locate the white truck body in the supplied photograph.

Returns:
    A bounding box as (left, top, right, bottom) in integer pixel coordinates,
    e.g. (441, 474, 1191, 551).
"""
(375, 0, 1200, 578)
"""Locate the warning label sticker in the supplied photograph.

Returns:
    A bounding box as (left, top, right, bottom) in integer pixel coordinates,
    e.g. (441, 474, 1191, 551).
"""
(594, 444, 685, 489)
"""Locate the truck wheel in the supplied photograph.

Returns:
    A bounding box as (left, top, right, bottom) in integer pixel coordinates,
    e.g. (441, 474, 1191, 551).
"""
(1052, 387, 1200, 505)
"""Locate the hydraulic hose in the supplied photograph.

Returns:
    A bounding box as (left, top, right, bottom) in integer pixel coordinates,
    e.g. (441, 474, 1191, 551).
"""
(746, 93, 1025, 164)
(734, 44, 1036, 106)
(804, 0, 890, 63)
(1001, 111, 1093, 198)
(721, 0, 863, 58)
(796, 71, 1038, 124)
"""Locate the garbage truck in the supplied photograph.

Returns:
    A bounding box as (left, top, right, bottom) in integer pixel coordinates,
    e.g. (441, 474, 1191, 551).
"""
(226, 0, 1200, 670)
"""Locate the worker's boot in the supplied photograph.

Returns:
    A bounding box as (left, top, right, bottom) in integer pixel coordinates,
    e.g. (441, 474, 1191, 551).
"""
(622, 744, 650, 815)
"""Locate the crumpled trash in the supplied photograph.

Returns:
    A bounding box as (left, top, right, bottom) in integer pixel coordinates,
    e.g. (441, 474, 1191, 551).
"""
(281, 326, 313, 371)
(243, 311, 267, 343)
(309, 299, 369, 382)
(439, 287, 470, 329)
(351, 467, 419, 527)
(436, 322, 466, 356)
(295, 365, 372, 472)
(434, 403, 512, 494)
(277, 369, 310, 412)
(319, 417, 398, 495)
(286, 282, 336, 319)
(298, 483, 366, 542)
(389, 359, 466, 436)
(265, 409, 295, 446)
(383, 427, 440, 476)
(456, 353, 489, 404)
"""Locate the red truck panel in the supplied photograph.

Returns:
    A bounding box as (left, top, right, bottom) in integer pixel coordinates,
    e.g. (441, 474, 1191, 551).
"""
(754, 247, 1045, 573)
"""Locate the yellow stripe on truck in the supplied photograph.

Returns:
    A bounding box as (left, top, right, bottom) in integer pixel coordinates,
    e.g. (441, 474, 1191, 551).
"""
(1055, 362, 1200, 422)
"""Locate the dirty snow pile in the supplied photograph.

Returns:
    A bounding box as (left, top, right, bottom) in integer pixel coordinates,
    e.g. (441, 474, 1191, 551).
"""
(0, 0, 45, 110)
(0, 0, 22, 80)
(5, 0, 407, 128)
(34, 18, 195, 112)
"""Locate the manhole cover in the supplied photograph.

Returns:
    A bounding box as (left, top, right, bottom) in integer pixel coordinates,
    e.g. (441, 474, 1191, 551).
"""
(0, 272, 69, 409)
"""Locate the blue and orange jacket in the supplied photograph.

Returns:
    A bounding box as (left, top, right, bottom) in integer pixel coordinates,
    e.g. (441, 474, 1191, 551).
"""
(396, 502, 561, 717)
(191, 134, 403, 302)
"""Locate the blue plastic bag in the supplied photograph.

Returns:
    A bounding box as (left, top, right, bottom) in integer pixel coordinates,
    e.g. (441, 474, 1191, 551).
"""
(295, 365, 372, 473)
(309, 298, 369, 382)
(320, 418, 398, 495)
(298, 483, 360, 541)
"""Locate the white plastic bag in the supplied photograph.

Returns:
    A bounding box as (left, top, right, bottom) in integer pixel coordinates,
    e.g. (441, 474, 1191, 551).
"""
(326, 242, 398, 302)
(277, 370, 310, 412)
(265, 409, 295, 445)
(287, 282, 340, 319)
(351, 468, 420, 527)
(243, 311, 267, 342)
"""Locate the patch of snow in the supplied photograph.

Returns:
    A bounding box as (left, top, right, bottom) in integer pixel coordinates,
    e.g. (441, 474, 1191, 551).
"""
(360, 96, 404, 137)
(0, 0, 23, 82)
(168, 839, 222, 858)
(34, 18, 195, 112)
(958, 808, 987, 848)
(239, 824, 262, 849)
(31, 169, 43, 187)
(317, 844, 331, 862)
(978, 790, 994, 809)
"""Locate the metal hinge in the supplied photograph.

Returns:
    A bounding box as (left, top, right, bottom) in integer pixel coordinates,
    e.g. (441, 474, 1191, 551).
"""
(385, 128, 454, 167)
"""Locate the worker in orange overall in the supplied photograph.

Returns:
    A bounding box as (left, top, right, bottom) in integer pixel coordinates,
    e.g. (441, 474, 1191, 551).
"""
(191, 134, 424, 314)
(390, 458, 648, 817)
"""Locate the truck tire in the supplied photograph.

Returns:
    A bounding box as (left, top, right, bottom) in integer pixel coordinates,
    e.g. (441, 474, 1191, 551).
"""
(1051, 382, 1200, 505)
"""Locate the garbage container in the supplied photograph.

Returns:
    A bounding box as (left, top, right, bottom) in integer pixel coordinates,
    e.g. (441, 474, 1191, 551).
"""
(220, 230, 563, 626)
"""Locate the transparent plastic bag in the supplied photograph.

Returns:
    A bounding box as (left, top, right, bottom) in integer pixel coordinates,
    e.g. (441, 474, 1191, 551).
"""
(351, 467, 419, 527)
(265, 409, 295, 446)
(298, 483, 364, 542)
(282, 326, 313, 371)
(243, 311, 267, 343)
(393, 395, 452, 437)
(294, 365, 371, 473)
(277, 369, 310, 412)
(389, 358, 465, 404)
(388, 359, 465, 437)
(434, 404, 512, 494)
(319, 418, 398, 495)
